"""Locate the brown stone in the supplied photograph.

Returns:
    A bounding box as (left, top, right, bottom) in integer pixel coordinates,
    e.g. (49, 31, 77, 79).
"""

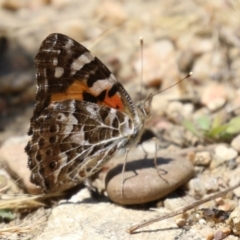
(105, 148, 194, 205)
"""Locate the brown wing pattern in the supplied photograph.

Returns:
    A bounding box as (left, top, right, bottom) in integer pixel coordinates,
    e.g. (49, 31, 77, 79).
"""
(26, 100, 134, 192)
(29, 33, 139, 135)
(25, 33, 141, 192)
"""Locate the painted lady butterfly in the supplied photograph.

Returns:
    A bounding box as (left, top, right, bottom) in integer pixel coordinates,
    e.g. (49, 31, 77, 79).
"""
(25, 33, 152, 193)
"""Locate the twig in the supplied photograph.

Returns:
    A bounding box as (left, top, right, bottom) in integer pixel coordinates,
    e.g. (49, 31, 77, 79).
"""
(127, 181, 240, 234)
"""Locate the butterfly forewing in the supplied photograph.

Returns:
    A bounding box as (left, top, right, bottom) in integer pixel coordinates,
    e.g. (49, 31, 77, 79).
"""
(31, 33, 138, 125)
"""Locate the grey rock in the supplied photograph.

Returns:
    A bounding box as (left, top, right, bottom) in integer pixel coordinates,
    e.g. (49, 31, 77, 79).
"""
(105, 147, 194, 205)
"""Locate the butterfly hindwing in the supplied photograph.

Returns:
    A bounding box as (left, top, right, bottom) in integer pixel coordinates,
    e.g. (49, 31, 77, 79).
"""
(26, 99, 135, 192)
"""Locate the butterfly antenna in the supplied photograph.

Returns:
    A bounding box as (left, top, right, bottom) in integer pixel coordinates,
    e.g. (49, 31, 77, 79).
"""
(140, 37, 144, 102)
(88, 25, 122, 49)
(144, 72, 193, 103)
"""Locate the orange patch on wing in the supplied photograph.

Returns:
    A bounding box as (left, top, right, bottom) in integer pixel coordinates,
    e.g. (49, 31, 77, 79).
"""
(101, 93, 124, 111)
(50, 80, 125, 112)
(51, 80, 87, 102)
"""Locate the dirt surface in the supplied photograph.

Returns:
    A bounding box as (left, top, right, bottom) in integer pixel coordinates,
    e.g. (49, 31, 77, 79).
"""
(1, 1, 240, 239)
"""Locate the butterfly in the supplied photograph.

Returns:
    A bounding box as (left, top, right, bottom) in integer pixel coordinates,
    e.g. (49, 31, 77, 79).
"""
(25, 33, 152, 193)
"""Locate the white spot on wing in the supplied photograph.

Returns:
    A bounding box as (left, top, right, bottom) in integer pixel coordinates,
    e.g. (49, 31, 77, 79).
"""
(65, 39, 73, 50)
(86, 105, 96, 115)
(42, 49, 52, 53)
(68, 113, 78, 125)
(90, 79, 112, 95)
(70, 130, 85, 143)
(43, 68, 47, 78)
(71, 52, 94, 75)
(53, 58, 58, 66)
(54, 67, 64, 78)
(110, 108, 117, 114)
(109, 73, 118, 83)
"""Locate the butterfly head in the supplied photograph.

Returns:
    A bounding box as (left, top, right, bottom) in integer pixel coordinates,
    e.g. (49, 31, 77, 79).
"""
(136, 93, 153, 122)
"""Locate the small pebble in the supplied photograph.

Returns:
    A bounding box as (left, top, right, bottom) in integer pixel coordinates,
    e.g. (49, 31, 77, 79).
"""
(199, 226, 214, 240)
(227, 159, 238, 170)
(188, 178, 206, 198)
(231, 134, 240, 153)
(213, 145, 238, 167)
(218, 201, 236, 212)
(187, 212, 200, 224)
(194, 151, 212, 166)
(175, 217, 186, 227)
(165, 101, 184, 122)
(221, 226, 232, 235)
(227, 206, 240, 236)
(235, 156, 240, 164)
(233, 187, 240, 198)
(207, 98, 226, 112)
(214, 230, 228, 240)
(204, 177, 219, 192)
(215, 198, 225, 205)
(200, 83, 227, 111)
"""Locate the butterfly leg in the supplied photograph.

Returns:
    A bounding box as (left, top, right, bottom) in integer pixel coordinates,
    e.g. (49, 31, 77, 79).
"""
(140, 143, 149, 159)
(152, 137, 168, 183)
(121, 148, 130, 197)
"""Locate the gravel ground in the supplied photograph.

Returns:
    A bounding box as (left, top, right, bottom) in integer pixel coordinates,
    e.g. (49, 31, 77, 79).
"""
(1, 1, 240, 239)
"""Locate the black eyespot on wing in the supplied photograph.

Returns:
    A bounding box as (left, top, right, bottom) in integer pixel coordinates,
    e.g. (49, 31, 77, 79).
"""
(99, 108, 109, 123)
(83, 92, 98, 103)
(36, 154, 42, 161)
(44, 179, 50, 190)
(84, 59, 111, 87)
(97, 90, 107, 101)
(108, 84, 118, 98)
(49, 136, 57, 143)
(112, 117, 119, 128)
(49, 161, 57, 170)
(46, 149, 52, 156)
(39, 138, 45, 147)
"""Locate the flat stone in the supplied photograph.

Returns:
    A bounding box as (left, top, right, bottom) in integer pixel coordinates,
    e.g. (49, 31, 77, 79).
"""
(105, 147, 194, 205)
(33, 188, 204, 240)
(34, 199, 180, 240)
